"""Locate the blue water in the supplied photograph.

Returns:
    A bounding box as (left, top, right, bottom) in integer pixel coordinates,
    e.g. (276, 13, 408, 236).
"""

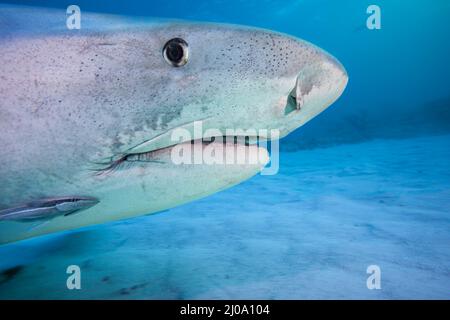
(1, 0, 449, 299)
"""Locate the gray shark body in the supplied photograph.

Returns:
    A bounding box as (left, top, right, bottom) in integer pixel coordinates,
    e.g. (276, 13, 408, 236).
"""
(0, 5, 347, 243)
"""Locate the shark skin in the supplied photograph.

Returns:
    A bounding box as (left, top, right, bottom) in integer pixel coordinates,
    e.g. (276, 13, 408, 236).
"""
(0, 5, 348, 243)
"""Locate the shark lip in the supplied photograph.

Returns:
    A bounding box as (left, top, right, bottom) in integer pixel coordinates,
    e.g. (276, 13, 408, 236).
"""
(124, 118, 212, 155)
(95, 118, 273, 174)
(130, 135, 264, 156)
(95, 135, 267, 176)
(124, 117, 270, 157)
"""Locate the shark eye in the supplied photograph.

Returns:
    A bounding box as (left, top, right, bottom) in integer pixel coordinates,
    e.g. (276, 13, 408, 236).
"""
(163, 38, 189, 67)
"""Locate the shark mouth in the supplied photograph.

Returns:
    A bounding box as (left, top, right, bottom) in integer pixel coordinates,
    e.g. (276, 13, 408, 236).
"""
(126, 121, 269, 155)
(95, 134, 268, 175)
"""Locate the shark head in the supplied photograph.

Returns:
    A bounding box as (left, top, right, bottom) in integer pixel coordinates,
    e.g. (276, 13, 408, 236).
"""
(0, 9, 348, 242)
(83, 23, 348, 222)
(97, 22, 348, 156)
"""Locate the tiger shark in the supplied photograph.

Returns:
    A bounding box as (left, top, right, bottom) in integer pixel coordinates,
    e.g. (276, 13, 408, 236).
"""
(0, 5, 348, 244)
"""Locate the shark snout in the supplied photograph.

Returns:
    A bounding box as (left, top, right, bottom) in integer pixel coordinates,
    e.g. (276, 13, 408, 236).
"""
(285, 50, 348, 121)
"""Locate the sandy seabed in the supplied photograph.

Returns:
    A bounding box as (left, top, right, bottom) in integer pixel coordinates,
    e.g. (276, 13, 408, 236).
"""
(1, 134, 449, 299)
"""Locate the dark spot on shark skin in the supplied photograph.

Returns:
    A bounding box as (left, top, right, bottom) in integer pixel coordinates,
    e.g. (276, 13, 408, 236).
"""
(0, 265, 24, 285)
(101, 276, 110, 283)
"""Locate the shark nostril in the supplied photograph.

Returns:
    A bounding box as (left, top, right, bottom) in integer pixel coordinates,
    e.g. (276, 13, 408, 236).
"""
(284, 51, 348, 117)
(290, 90, 301, 110)
(284, 87, 301, 115)
(284, 76, 305, 115)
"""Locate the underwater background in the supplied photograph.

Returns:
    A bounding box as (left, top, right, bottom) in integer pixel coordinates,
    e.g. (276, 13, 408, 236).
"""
(0, 0, 449, 299)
